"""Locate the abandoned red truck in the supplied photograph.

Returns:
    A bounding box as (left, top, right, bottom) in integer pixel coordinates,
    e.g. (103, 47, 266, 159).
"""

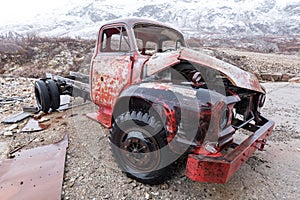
(34, 18, 275, 184)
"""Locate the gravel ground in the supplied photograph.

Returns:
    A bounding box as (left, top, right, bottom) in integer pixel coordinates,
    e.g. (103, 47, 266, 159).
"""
(1, 50, 300, 199)
(61, 82, 300, 200)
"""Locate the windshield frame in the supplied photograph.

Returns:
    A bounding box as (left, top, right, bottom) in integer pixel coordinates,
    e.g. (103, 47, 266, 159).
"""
(132, 23, 186, 56)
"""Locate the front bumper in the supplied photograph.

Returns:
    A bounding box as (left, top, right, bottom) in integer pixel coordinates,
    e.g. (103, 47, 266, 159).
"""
(185, 116, 275, 183)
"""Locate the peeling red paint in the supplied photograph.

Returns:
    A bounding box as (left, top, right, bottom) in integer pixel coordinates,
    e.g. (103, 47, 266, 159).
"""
(90, 55, 132, 127)
(163, 104, 177, 143)
(185, 118, 274, 183)
(91, 56, 131, 107)
(84, 18, 274, 184)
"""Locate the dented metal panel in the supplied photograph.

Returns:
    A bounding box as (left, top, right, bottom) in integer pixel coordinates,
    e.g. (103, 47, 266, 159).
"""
(185, 117, 274, 183)
(0, 135, 68, 200)
(179, 48, 264, 93)
(91, 55, 132, 108)
(144, 48, 264, 93)
(145, 51, 180, 76)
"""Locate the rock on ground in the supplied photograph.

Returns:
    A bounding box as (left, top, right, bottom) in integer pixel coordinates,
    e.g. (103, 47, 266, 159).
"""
(1, 49, 300, 199)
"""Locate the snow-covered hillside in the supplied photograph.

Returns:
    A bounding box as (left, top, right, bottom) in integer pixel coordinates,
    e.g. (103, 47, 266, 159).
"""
(0, 0, 299, 52)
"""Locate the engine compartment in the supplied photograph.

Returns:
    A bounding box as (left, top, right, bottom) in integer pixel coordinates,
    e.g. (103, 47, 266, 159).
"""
(144, 61, 266, 146)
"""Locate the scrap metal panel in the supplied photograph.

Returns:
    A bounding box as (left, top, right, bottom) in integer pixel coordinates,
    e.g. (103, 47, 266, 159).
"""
(0, 135, 68, 200)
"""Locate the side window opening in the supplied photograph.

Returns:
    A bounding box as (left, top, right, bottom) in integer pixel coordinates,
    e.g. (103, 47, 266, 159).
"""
(100, 26, 130, 53)
(133, 23, 186, 56)
(144, 41, 157, 55)
(162, 40, 175, 52)
(136, 38, 143, 52)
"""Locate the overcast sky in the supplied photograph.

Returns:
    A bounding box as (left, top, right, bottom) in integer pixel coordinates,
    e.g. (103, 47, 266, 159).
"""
(0, 0, 70, 25)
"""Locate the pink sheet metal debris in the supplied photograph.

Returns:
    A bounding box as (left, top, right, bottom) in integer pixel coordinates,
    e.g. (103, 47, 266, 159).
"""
(0, 135, 68, 200)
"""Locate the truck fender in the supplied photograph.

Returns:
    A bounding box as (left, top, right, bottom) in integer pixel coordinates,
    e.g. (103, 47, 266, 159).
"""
(112, 87, 179, 142)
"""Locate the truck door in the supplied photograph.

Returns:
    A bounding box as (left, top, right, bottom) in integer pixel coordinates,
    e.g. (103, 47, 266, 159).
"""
(91, 25, 132, 110)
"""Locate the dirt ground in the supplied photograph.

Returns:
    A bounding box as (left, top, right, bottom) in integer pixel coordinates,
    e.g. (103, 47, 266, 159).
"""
(1, 80, 299, 199)
(60, 82, 300, 200)
(0, 49, 300, 199)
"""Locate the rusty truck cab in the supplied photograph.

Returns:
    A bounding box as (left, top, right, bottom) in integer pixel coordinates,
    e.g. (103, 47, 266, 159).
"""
(89, 18, 186, 127)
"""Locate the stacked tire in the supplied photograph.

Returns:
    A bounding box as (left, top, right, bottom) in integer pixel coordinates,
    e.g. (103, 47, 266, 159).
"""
(34, 79, 60, 113)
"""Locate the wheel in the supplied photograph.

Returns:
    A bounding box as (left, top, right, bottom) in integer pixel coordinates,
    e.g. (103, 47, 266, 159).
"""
(110, 111, 175, 185)
(34, 80, 51, 113)
(45, 79, 60, 110)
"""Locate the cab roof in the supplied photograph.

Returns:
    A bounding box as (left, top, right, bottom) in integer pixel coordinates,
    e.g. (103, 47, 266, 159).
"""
(100, 17, 182, 33)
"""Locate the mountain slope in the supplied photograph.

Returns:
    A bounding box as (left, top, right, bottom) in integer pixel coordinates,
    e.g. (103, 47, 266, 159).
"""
(0, 0, 299, 52)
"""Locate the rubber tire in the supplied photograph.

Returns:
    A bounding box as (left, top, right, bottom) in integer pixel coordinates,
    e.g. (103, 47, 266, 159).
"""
(110, 111, 174, 185)
(35, 80, 51, 113)
(45, 79, 60, 110)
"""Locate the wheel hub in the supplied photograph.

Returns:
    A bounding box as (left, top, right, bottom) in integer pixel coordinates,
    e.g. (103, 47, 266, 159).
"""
(121, 131, 160, 172)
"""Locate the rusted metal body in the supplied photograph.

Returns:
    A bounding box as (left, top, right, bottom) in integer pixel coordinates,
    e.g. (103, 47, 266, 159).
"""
(89, 18, 266, 129)
(145, 48, 264, 93)
(0, 135, 68, 200)
(185, 117, 274, 183)
(87, 18, 274, 183)
(179, 48, 264, 93)
(35, 18, 274, 184)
